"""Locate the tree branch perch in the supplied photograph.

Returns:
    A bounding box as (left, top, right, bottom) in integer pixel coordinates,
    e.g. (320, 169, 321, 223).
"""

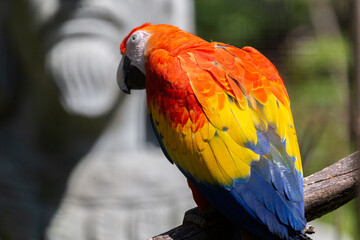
(150, 151, 360, 240)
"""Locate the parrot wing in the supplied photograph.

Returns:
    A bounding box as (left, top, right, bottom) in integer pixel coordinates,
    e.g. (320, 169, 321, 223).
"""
(146, 42, 306, 239)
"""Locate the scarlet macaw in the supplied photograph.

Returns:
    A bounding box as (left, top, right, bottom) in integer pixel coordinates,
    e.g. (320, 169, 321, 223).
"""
(117, 23, 308, 240)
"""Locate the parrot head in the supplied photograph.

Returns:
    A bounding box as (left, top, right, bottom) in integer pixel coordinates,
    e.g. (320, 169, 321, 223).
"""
(117, 23, 152, 94)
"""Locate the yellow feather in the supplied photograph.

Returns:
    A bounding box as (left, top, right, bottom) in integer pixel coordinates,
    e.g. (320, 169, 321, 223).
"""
(286, 123, 302, 172)
(249, 109, 268, 132)
(270, 99, 303, 173)
(246, 96, 266, 132)
(208, 133, 237, 184)
(194, 129, 208, 151)
(227, 150, 252, 180)
(200, 143, 230, 185)
(182, 122, 194, 154)
(260, 94, 279, 130)
(200, 121, 216, 142)
(228, 100, 258, 146)
(275, 101, 290, 141)
(216, 91, 233, 128)
(217, 131, 260, 165)
(196, 153, 217, 184)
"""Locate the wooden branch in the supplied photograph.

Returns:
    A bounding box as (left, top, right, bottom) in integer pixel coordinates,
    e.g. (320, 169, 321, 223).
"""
(150, 151, 360, 240)
(304, 151, 359, 221)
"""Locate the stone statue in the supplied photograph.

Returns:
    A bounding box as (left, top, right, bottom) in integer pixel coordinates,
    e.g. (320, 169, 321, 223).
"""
(1, 0, 195, 239)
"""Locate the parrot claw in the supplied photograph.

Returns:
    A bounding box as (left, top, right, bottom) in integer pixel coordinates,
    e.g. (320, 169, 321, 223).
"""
(304, 224, 315, 234)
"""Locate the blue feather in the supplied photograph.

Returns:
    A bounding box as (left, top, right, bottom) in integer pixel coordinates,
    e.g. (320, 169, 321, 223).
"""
(183, 161, 305, 240)
(246, 132, 271, 156)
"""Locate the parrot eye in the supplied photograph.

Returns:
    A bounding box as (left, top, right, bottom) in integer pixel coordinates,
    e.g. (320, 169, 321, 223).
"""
(131, 34, 138, 42)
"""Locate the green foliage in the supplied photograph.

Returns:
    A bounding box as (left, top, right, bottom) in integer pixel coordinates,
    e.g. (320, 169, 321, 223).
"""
(195, 0, 309, 47)
(289, 36, 349, 83)
(287, 34, 351, 171)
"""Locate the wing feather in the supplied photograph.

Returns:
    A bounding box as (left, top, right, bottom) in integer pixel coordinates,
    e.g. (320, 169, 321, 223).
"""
(146, 43, 305, 239)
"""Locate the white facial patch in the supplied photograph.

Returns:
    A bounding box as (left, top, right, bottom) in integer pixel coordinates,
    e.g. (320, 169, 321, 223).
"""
(125, 30, 151, 74)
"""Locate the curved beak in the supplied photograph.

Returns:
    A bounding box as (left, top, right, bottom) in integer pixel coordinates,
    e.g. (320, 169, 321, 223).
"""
(117, 55, 146, 94)
(117, 55, 131, 94)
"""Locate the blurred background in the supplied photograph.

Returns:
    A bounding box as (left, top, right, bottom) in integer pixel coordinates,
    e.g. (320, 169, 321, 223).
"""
(0, 0, 358, 239)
